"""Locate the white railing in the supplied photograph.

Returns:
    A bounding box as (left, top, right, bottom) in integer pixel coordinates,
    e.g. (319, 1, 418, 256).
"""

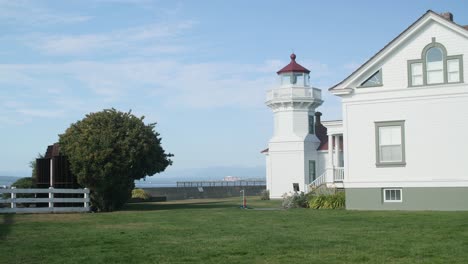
(307, 167, 345, 192)
(0, 187, 90, 213)
(308, 171, 328, 191)
(334, 167, 344, 182)
(266, 87, 322, 102)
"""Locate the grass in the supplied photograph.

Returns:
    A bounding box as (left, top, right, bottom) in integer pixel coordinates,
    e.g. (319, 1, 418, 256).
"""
(1, 197, 468, 263)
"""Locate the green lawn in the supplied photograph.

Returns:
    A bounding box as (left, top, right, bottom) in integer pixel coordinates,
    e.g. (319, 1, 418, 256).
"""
(1, 197, 468, 264)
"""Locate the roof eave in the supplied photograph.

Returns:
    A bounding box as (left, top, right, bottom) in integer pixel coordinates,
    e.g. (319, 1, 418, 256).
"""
(330, 88, 353, 96)
(329, 10, 468, 92)
(276, 69, 311, 74)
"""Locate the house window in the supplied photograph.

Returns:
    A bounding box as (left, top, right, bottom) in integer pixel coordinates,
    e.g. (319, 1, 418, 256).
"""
(383, 189, 402, 202)
(308, 115, 314, 134)
(408, 40, 464, 87)
(308, 160, 316, 184)
(426, 47, 444, 84)
(359, 69, 383, 87)
(410, 63, 423, 86)
(447, 59, 460, 83)
(375, 121, 406, 167)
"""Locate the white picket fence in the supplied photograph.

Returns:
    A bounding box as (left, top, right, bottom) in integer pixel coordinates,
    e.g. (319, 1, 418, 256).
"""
(0, 187, 90, 213)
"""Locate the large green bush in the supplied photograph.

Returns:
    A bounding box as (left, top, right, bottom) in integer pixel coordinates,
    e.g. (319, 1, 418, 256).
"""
(59, 109, 173, 212)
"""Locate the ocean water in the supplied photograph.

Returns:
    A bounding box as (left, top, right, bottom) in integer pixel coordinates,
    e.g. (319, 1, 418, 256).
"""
(0, 176, 20, 187)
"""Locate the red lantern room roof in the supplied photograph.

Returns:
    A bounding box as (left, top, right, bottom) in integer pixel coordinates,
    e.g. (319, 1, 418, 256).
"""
(276, 53, 310, 75)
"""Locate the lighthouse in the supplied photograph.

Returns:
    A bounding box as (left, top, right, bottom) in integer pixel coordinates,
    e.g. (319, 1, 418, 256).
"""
(265, 54, 323, 198)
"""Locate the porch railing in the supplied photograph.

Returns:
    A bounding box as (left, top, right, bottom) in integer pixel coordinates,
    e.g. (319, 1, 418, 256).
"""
(308, 171, 328, 191)
(334, 167, 344, 182)
(307, 167, 344, 192)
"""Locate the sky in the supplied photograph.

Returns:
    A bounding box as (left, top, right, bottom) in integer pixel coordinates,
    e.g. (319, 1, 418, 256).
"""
(1, 0, 467, 178)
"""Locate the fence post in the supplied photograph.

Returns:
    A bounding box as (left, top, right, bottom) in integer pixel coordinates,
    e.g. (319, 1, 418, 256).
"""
(84, 188, 90, 210)
(49, 187, 54, 208)
(10, 187, 16, 209)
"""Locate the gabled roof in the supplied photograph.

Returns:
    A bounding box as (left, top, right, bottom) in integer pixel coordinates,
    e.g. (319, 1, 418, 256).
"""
(277, 53, 311, 74)
(330, 10, 468, 92)
(45, 143, 61, 158)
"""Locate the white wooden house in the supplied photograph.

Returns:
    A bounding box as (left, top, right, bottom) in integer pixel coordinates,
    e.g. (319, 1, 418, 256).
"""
(264, 11, 468, 210)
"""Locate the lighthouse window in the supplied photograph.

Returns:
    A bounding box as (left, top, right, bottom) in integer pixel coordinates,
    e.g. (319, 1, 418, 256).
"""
(308, 115, 315, 134)
(281, 75, 291, 85)
(292, 73, 303, 85)
(282, 73, 306, 86)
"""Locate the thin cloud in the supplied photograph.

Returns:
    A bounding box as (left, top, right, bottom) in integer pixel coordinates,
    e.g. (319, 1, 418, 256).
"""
(16, 108, 65, 118)
(0, 0, 91, 26)
(28, 21, 196, 56)
(0, 59, 276, 125)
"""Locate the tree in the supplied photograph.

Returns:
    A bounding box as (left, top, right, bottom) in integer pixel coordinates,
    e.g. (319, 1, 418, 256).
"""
(59, 109, 173, 211)
(30, 153, 44, 181)
(11, 177, 34, 189)
(4, 177, 35, 206)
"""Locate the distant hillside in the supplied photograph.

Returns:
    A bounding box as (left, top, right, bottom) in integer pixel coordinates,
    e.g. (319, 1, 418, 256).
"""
(0, 176, 22, 187)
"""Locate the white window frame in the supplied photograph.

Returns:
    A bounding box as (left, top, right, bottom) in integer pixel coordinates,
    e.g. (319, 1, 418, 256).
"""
(383, 188, 403, 203)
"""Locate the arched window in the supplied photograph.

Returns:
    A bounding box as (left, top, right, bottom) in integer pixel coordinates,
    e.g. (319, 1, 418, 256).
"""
(425, 47, 444, 84)
(408, 39, 463, 87)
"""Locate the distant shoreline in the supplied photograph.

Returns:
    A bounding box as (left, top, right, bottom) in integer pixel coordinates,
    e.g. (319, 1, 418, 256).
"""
(0, 176, 22, 187)
(1, 176, 266, 188)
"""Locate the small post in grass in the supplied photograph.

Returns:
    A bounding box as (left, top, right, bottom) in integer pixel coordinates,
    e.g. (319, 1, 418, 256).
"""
(240, 189, 246, 209)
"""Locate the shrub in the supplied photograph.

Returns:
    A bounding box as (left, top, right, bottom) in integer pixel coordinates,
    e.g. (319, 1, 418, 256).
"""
(131, 189, 150, 200)
(59, 109, 173, 212)
(282, 192, 309, 209)
(4, 177, 36, 207)
(260, 190, 270, 200)
(309, 192, 345, 209)
(11, 177, 35, 189)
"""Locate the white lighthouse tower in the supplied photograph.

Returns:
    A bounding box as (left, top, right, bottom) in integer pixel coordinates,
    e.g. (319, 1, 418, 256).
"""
(265, 53, 323, 198)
